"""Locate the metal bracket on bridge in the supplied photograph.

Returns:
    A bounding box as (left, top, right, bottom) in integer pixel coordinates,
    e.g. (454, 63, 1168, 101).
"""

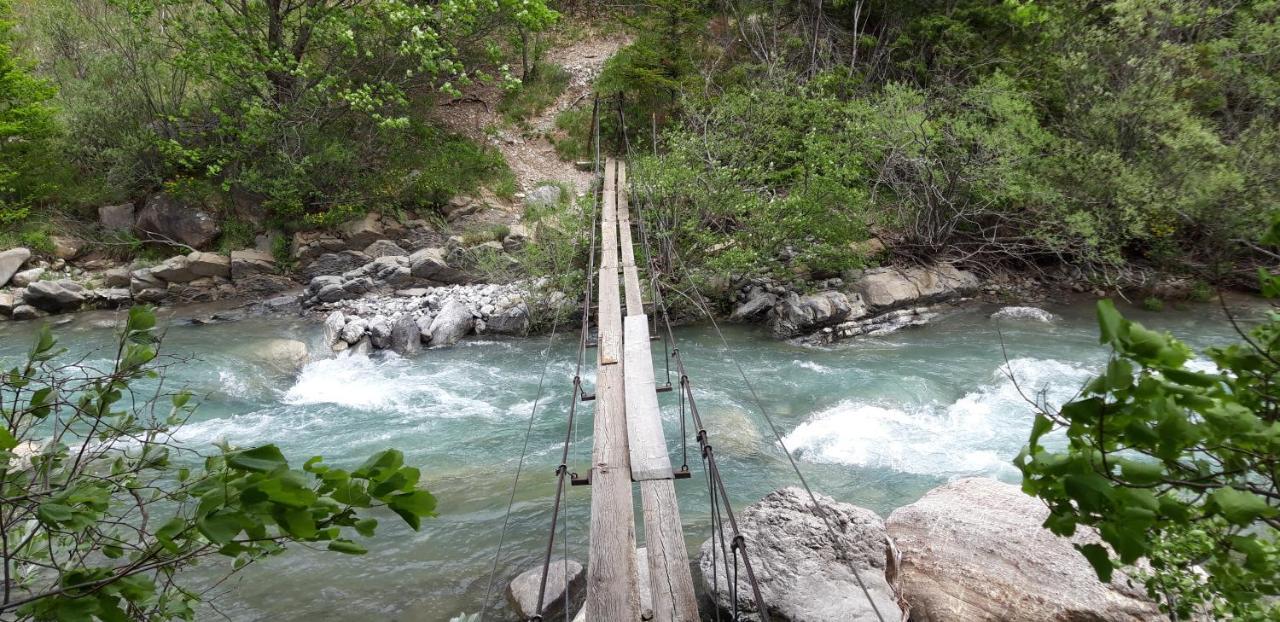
(570, 472, 591, 487)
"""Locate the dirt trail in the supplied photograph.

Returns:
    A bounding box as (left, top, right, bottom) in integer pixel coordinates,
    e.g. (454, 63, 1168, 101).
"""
(436, 34, 628, 198)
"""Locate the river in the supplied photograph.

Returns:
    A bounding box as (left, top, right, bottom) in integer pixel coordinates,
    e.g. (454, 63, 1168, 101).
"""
(0, 298, 1261, 620)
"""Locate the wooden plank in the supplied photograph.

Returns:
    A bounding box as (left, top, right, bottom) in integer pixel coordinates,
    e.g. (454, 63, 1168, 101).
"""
(624, 314, 672, 481)
(585, 350, 641, 620)
(616, 163, 636, 268)
(639, 481, 700, 622)
(585, 156, 641, 622)
(622, 267, 644, 317)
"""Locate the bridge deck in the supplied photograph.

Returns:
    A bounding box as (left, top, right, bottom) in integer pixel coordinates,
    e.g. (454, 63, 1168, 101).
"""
(585, 158, 697, 621)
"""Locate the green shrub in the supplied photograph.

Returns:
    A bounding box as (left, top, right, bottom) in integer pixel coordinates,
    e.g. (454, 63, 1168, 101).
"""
(498, 62, 571, 125)
(1142, 296, 1164, 312)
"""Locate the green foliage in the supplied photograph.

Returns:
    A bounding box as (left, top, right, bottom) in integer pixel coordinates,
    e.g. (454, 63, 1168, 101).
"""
(550, 105, 593, 162)
(498, 62, 571, 125)
(0, 0, 59, 223)
(0, 307, 436, 620)
(1142, 296, 1164, 312)
(1017, 296, 1280, 619)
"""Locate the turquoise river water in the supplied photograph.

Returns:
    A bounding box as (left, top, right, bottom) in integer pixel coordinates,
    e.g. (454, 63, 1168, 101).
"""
(0, 299, 1263, 620)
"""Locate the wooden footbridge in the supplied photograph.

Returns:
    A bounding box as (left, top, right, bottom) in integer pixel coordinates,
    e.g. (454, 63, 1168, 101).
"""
(483, 145, 888, 622)
(582, 158, 699, 621)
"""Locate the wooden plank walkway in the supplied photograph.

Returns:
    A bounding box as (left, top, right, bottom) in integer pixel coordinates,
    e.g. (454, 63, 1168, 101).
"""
(585, 159, 697, 621)
(584, 159, 641, 620)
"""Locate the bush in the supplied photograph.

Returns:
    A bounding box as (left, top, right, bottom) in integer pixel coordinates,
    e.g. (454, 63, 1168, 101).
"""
(0, 307, 437, 620)
(499, 62, 571, 125)
(1018, 291, 1280, 617)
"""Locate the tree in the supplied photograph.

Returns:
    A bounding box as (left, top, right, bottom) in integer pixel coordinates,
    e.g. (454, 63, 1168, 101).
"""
(1017, 221, 1280, 620)
(0, 307, 437, 621)
(0, 0, 59, 223)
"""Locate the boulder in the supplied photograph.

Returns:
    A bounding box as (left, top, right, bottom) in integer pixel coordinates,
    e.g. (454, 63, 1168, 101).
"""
(363, 239, 408, 258)
(0, 248, 32, 287)
(152, 255, 196, 283)
(389, 315, 421, 356)
(340, 318, 369, 344)
(301, 251, 371, 281)
(130, 268, 166, 294)
(368, 317, 393, 349)
(11, 267, 45, 288)
(337, 212, 383, 248)
(23, 279, 89, 312)
(249, 339, 309, 376)
(730, 288, 778, 323)
(887, 478, 1159, 622)
(187, 251, 232, 278)
(95, 288, 132, 307)
(235, 273, 292, 298)
(229, 249, 276, 280)
(525, 184, 562, 209)
(50, 236, 84, 260)
(415, 313, 435, 342)
(98, 203, 136, 231)
(990, 306, 1058, 323)
(441, 196, 479, 220)
(322, 311, 346, 350)
(347, 336, 373, 358)
(505, 559, 585, 622)
(854, 264, 979, 312)
(485, 303, 529, 335)
(11, 304, 46, 321)
(771, 291, 864, 338)
(427, 299, 474, 347)
(408, 247, 470, 284)
(103, 267, 132, 288)
(0, 291, 14, 316)
(699, 487, 901, 621)
(135, 194, 221, 249)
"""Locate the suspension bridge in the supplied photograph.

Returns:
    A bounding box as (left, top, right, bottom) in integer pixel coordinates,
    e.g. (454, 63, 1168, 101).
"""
(481, 101, 890, 622)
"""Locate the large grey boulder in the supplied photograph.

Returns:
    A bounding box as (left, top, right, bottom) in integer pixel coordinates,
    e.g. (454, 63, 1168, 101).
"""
(301, 251, 370, 281)
(340, 318, 368, 344)
(152, 255, 196, 283)
(990, 306, 1058, 323)
(187, 251, 232, 278)
(363, 239, 408, 258)
(887, 478, 1159, 622)
(135, 194, 221, 249)
(103, 267, 132, 288)
(485, 303, 529, 335)
(23, 279, 89, 312)
(230, 249, 276, 281)
(322, 311, 346, 351)
(247, 339, 309, 376)
(389, 315, 421, 356)
(235, 273, 292, 298)
(368, 316, 393, 349)
(699, 487, 902, 621)
(0, 248, 31, 287)
(337, 212, 384, 248)
(427, 299, 474, 347)
(770, 291, 864, 338)
(95, 288, 132, 307)
(730, 288, 778, 322)
(11, 305, 45, 321)
(525, 184, 563, 209)
(0, 291, 15, 316)
(98, 203, 135, 231)
(409, 247, 469, 284)
(505, 558, 585, 622)
(854, 264, 979, 312)
(10, 268, 44, 288)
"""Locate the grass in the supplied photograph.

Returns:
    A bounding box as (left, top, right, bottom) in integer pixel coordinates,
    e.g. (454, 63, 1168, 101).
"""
(551, 106, 593, 162)
(460, 224, 511, 246)
(498, 62, 571, 126)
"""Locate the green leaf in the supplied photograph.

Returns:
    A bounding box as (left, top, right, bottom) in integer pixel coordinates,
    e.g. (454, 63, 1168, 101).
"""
(1118, 459, 1164, 485)
(227, 445, 288, 473)
(1076, 543, 1114, 582)
(388, 490, 437, 530)
(354, 518, 378, 538)
(198, 511, 244, 545)
(327, 539, 368, 555)
(1208, 487, 1278, 525)
(0, 427, 16, 451)
(36, 503, 74, 526)
(1096, 300, 1125, 345)
(276, 507, 318, 539)
(1064, 472, 1114, 514)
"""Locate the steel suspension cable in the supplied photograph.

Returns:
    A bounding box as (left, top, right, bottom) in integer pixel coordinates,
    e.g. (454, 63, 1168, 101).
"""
(649, 190, 891, 622)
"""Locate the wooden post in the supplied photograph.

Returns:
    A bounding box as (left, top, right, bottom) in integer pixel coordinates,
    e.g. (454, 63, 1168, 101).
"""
(585, 159, 641, 621)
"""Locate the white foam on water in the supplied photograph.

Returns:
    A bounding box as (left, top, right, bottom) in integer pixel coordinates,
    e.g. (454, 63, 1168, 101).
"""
(793, 359, 835, 374)
(783, 357, 1094, 477)
(281, 355, 505, 419)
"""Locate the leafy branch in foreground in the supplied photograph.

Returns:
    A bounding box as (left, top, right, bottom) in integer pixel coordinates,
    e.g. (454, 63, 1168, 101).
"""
(1018, 291, 1280, 619)
(0, 306, 436, 620)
